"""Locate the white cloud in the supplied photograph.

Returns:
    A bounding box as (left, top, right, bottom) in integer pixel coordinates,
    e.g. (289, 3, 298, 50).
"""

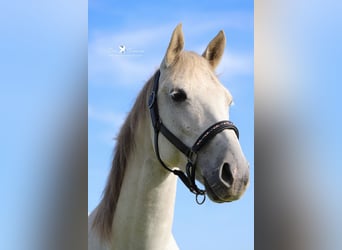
(179, 10, 253, 36)
(88, 105, 125, 127)
(88, 105, 127, 146)
(88, 23, 179, 87)
(88, 13, 253, 87)
(217, 52, 254, 78)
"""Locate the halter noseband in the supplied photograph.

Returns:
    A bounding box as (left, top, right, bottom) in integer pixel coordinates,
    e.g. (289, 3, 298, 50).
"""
(148, 70, 239, 204)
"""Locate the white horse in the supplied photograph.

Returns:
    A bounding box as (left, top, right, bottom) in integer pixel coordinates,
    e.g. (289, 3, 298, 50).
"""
(88, 24, 250, 250)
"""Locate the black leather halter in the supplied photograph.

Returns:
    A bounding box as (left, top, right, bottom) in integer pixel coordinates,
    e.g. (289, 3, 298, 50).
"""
(148, 70, 239, 204)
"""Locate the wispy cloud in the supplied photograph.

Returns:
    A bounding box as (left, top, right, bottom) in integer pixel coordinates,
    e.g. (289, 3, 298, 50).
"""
(217, 52, 254, 78)
(88, 105, 127, 146)
(88, 105, 125, 127)
(88, 23, 178, 85)
(88, 12, 253, 87)
(178, 10, 253, 36)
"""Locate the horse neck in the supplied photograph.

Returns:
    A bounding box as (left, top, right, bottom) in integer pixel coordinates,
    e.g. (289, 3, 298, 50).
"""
(111, 116, 179, 250)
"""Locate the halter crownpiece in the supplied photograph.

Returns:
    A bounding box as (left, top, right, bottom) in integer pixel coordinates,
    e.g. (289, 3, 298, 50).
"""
(148, 70, 239, 205)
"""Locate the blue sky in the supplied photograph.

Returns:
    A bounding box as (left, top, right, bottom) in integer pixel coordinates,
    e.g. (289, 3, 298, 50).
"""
(88, 1, 254, 249)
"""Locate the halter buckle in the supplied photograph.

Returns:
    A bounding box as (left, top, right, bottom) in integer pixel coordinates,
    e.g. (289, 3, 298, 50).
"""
(148, 91, 156, 109)
(188, 150, 197, 164)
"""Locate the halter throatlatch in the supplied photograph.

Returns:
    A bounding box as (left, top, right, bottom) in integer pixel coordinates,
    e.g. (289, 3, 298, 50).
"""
(148, 70, 239, 205)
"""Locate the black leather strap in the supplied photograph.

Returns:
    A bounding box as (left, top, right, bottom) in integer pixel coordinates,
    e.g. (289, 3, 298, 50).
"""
(192, 121, 239, 153)
(153, 127, 201, 195)
(159, 124, 191, 157)
(148, 70, 191, 157)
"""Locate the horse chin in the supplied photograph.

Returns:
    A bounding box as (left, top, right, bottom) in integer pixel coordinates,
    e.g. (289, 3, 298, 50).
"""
(203, 178, 244, 203)
(204, 181, 226, 203)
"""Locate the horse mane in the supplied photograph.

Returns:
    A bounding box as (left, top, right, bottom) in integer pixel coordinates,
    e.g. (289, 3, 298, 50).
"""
(91, 70, 157, 241)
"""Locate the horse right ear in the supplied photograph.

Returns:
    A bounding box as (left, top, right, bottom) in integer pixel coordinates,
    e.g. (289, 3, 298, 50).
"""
(202, 30, 226, 69)
(162, 23, 184, 68)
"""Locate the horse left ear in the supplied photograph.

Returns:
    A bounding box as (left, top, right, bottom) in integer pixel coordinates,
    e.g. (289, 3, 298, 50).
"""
(202, 30, 226, 69)
(162, 23, 184, 68)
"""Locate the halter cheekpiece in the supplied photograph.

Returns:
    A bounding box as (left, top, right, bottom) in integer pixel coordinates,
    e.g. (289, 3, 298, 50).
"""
(148, 70, 239, 204)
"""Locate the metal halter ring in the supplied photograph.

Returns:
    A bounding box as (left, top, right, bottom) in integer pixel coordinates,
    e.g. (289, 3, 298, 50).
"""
(196, 192, 206, 205)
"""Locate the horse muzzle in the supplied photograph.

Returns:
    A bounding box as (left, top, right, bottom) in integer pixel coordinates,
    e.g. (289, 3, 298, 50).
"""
(203, 161, 250, 202)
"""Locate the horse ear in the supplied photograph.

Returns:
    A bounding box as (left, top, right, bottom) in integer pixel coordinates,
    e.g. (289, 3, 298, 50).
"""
(202, 30, 226, 69)
(162, 23, 184, 68)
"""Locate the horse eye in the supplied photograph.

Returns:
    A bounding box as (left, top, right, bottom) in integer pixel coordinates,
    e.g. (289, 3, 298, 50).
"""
(170, 89, 187, 102)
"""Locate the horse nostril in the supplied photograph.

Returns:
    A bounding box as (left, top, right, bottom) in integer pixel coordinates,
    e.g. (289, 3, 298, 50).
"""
(221, 163, 234, 186)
